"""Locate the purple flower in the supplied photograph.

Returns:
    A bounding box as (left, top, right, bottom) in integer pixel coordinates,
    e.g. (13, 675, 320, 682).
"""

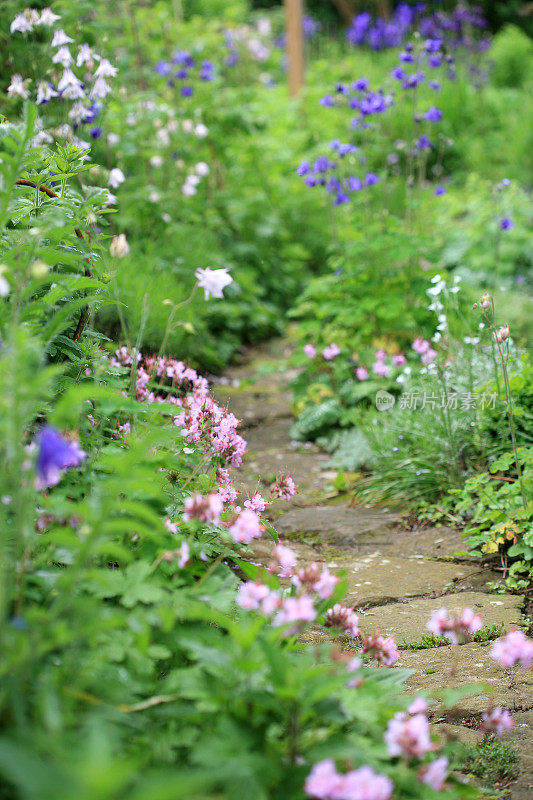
(297, 160, 310, 176)
(181, 86, 193, 97)
(364, 172, 379, 186)
(352, 78, 369, 91)
(424, 106, 442, 122)
(154, 60, 171, 77)
(347, 176, 362, 192)
(391, 66, 406, 81)
(416, 134, 433, 150)
(424, 38, 443, 53)
(500, 217, 514, 230)
(89, 126, 102, 140)
(429, 80, 441, 91)
(398, 51, 414, 63)
(319, 94, 334, 108)
(434, 185, 446, 196)
(35, 426, 86, 490)
(333, 192, 350, 206)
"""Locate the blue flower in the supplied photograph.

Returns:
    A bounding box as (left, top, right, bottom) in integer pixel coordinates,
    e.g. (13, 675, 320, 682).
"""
(416, 134, 433, 151)
(364, 172, 379, 186)
(181, 86, 193, 97)
(296, 160, 310, 176)
(35, 426, 86, 490)
(154, 60, 171, 77)
(424, 106, 442, 122)
(434, 185, 446, 196)
(89, 126, 102, 140)
(319, 94, 334, 108)
(500, 217, 514, 230)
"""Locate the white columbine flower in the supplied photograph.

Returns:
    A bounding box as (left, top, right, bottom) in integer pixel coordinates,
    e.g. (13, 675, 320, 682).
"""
(7, 74, 29, 99)
(52, 46, 73, 66)
(195, 162, 209, 176)
(94, 58, 117, 78)
(182, 119, 194, 133)
(51, 29, 73, 47)
(107, 132, 120, 146)
(150, 155, 163, 168)
(430, 274, 442, 283)
(194, 267, 233, 300)
(36, 81, 58, 105)
(10, 14, 33, 34)
(0, 275, 10, 298)
(90, 76, 111, 100)
(58, 69, 84, 99)
(68, 102, 88, 125)
(108, 168, 125, 189)
(76, 44, 93, 67)
(182, 182, 197, 198)
(39, 8, 61, 26)
(110, 234, 130, 258)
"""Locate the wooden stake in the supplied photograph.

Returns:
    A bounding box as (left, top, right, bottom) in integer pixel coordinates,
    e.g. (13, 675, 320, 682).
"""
(285, 0, 304, 96)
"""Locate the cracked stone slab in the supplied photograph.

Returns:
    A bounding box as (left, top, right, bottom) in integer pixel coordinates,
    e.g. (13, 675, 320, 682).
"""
(358, 591, 523, 643)
(212, 387, 292, 427)
(398, 641, 533, 715)
(333, 553, 476, 606)
(275, 505, 401, 543)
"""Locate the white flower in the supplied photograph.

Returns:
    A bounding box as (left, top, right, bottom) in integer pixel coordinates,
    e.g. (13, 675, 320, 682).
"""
(36, 81, 58, 105)
(162, 212, 171, 223)
(94, 58, 117, 78)
(182, 183, 197, 197)
(31, 130, 53, 147)
(56, 123, 72, 139)
(186, 174, 200, 187)
(156, 128, 170, 145)
(257, 17, 272, 36)
(105, 191, 117, 206)
(107, 132, 120, 146)
(195, 267, 233, 300)
(182, 119, 194, 133)
(38, 8, 61, 26)
(449, 286, 460, 293)
(58, 69, 84, 99)
(427, 280, 445, 297)
(52, 46, 73, 66)
(149, 191, 161, 203)
(430, 274, 442, 283)
(77, 44, 93, 67)
(51, 29, 73, 47)
(90, 76, 111, 100)
(68, 102, 87, 125)
(150, 155, 163, 168)
(0, 275, 10, 297)
(110, 234, 130, 258)
(195, 161, 209, 176)
(108, 168, 125, 189)
(194, 123, 208, 138)
(7, 74, 29, 99)
(10, 14, 33, 34)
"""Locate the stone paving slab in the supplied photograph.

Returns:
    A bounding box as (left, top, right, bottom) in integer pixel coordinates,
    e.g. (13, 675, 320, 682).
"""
(399, 642, 533, 714)
(359, 591, 523, 643)
(275, 505, 401, 541)
(212, 387, 292, 427)
(333, 553, 477, 606)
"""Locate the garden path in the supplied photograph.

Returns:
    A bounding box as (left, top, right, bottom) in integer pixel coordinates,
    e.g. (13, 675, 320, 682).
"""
(214, 340, 532, 798)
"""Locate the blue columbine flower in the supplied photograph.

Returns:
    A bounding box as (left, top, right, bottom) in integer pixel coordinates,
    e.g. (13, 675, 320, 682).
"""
(89, 126, 102, 140)
(500, 217, 514, 230)
(154, 61, 171, 77)
(181, 86, 193, 97)
(35, 426, 86, 490)
(434, 185, 446, 196)
(296, 160, 310, 176)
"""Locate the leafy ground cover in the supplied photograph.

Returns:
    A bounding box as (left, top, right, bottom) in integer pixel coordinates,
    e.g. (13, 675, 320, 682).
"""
(1, 2, 533, 799)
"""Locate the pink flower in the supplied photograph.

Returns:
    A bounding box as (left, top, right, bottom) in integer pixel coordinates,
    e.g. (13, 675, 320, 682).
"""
(236, 581, 270, 610)
(360, 630, 400, 666)
(427, 607, 482, 645)
(314, 566, 339, 599)
(269, 543, 297, 577)
(408, 697, 428, 714)
(272, 474, 297, 501)
(355, 367, 369, 381)
(341, 766, 393, 800)
(322, 343, 341, 361)
(392, 354, 407, 367)
(372, 360, 390, 378)
(490, 629, 533, 670)
(419, 757, 448, 791)
(183, 493, 223, 525)
(384, 712, 433, 758)
(164, 518, 179, 534)
(481, 707, 514, 736)
(274, 595, 316, 628)
(421, 348, 437, 365)
(228, 509, 262, 543)
(304, 760, 345, 799)
(375, 349, 387, 362)
(324, 603, 359, 639)
(244, 491, 267, 514)
(304, 761, 393, 800)
(412, 338, 430, 355)
(304, 344, 317, 359)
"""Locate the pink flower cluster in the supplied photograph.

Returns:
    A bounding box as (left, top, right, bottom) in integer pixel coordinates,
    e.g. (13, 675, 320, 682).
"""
(384, 710, 433, 758)
(244, 491, 267, 514)
(481, 707, 514, 736)
(355, 350, 406, 381)
(322, 343, 341, 361)
(272, 474, 297, 501)
(427, 607, 482, 645)
(304, 760, 392, 800)
(292, 562, 339, 599)
(269, 543, 298, 577)
(419, 757, 448, 791)
(324, 603, 360, 639)
(412, 338, 437, 366)
(228, 509, 263, 543)
(359, 629, 400, 666)
(182, 493, 223, 524)
(490, 629, 533, 670)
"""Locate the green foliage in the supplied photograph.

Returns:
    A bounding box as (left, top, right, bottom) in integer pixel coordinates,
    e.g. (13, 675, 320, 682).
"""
(400, 624, 504, 651)
(464, 737, 519, 785)
(490, 25, 533, 88)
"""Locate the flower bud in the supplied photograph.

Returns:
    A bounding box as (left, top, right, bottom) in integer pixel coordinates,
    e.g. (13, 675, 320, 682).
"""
(31, 260, 50, 279)
(110, 233, 130, 258)
(472, 303, 478, 310)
